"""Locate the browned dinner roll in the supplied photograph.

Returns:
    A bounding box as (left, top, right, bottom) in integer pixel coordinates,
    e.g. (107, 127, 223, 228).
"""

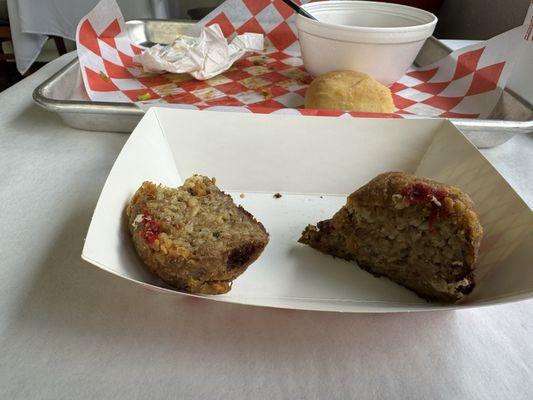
(305, 70, 395, 113)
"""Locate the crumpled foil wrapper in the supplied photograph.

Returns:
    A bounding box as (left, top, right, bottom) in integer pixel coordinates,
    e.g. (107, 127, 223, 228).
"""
(134, 24, 264, 80)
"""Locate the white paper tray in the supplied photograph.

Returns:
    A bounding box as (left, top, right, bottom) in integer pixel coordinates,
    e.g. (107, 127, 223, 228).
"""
(82, 108, 533, 313)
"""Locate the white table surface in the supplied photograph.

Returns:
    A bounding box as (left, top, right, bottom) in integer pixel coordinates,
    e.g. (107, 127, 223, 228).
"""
(1, 51, 532, 400)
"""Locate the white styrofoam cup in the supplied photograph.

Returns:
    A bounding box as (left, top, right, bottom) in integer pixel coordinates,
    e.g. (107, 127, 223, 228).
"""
(296, 1, 438, 85)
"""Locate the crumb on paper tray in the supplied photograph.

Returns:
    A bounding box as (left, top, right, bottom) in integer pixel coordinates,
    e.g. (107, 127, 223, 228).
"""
(273, 193, 282, 199)
(239, 193, 245, 199)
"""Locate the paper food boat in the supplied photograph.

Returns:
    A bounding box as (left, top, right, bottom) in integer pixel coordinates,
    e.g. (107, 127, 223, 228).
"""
(82, 108, 532, 313)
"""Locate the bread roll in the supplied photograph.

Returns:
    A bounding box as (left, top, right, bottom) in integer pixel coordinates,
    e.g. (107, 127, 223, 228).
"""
(305, 70, 395, 113)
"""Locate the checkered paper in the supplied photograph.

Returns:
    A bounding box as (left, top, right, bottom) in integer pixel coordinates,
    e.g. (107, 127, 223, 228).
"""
(77, 0, 532, 119)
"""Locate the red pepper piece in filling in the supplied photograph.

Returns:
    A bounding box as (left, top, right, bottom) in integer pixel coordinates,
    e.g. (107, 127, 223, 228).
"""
(401, 182, 447, 205)
(434, 189, 448, 200)
(139, 213, 161, 244)
(428, 206, 443, 227)
(401, 182, 449, 227)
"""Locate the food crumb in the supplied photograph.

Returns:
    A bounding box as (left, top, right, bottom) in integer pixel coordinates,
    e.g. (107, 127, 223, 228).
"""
(137, 92, 152, 101)
(320, 196, 323, 199)
(239, 193, 245, 199)
(253, 56, 268, 65)
(99, 71, 110, 82)
(261, 87, 273, 100)
(273, 193, 282, 199)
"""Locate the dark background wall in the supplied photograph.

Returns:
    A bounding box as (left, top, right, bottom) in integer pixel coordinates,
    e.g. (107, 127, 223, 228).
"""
(433, 0, 530, 39)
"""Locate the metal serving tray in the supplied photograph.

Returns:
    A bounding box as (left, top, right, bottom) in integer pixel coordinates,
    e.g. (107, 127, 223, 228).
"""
(33, 19, 533, 148)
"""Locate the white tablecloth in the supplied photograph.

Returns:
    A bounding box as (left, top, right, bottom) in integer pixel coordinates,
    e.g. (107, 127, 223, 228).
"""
(0, 51, 532, 399)
(6, 0, 169, 74)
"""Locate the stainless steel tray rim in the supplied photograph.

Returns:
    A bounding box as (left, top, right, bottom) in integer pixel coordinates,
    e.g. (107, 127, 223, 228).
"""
(32, 20, 533, 144)
(33, 59, 142, 115)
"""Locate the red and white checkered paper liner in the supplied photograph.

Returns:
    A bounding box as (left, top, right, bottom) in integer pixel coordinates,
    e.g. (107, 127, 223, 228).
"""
(76, 0, 532, 119)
